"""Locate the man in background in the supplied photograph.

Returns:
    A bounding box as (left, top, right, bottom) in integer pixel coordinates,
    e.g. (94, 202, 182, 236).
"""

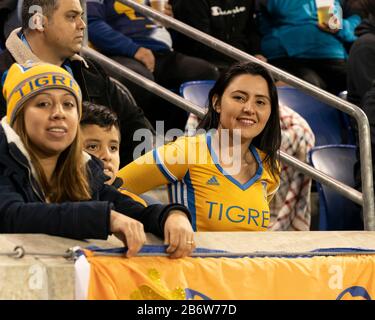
(0, 0, 154, 166)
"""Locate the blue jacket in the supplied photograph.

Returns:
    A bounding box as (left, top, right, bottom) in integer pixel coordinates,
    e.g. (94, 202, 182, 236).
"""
(258, 0, 361, 60)
(0, 121, 191, 240)
(87, 0, 171, 57)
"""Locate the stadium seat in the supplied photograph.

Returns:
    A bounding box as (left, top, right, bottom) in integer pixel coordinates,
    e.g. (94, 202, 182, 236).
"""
(180, 80, 215, 109)
(308, 144, 363, 230)
(277, 86, 353, 146)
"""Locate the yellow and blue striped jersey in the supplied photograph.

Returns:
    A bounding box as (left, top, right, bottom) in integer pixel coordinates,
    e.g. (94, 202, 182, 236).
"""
(118, 133, 279, 231)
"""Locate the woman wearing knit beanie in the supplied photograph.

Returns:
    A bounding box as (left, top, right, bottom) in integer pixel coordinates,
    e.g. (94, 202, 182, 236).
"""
(0, 62, 195, 259)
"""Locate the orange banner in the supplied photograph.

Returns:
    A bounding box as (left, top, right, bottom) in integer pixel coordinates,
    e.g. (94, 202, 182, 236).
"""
(83, 254, 375, 300)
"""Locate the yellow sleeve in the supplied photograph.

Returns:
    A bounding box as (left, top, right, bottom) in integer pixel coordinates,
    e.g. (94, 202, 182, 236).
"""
(117, 137, 190, 194)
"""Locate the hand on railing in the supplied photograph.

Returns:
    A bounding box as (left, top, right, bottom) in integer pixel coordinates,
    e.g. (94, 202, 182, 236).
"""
(110, 210, 147, 258)
(164, 210, 195, 259)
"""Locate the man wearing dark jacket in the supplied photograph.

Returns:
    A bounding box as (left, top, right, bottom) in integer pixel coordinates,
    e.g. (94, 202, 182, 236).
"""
(171, 0, 266, 70)
(347, 0, 375, 189)
(0, 0, 154, 166)
(348, 20, 375, 106)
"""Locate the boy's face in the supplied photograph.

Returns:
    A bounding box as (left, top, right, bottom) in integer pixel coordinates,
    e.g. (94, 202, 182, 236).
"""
(81, 124, 120, 185)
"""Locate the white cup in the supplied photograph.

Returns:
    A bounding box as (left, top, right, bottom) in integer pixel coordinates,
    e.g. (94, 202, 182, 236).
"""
(315, 0, 334, 25)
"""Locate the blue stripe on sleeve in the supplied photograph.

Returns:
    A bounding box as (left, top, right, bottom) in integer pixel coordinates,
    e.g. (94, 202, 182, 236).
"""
(184, 172, 197, 231)
(153, 148, 177, 183)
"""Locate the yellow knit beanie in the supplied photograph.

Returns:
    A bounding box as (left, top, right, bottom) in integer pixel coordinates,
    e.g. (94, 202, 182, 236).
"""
(2, 62, 82, 126)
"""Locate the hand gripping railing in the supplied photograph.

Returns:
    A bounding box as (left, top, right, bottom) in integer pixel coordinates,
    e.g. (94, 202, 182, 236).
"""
(82, 0, 375, 230)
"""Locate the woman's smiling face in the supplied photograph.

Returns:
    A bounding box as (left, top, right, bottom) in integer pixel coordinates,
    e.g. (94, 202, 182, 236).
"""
(215, 74, 272, 142)
(23, 88, 79, 158)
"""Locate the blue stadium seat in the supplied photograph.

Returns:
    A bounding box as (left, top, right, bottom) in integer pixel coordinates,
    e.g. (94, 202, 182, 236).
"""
(179, 80, 215, 109)
(277, 86, 353, 146)
(308, 145, 363, 230)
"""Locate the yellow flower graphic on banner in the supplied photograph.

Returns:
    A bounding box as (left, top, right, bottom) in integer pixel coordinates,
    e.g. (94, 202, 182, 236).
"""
(130, 269, 186, 300)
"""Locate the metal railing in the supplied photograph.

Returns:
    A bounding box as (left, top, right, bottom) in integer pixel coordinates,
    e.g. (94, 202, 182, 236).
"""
(82, 0, 375, 230)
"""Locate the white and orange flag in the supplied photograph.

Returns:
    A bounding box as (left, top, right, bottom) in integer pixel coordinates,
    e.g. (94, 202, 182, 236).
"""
(75, 246, 375, 300)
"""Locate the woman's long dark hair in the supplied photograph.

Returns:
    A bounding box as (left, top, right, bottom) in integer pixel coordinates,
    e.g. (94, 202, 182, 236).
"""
(198, 61, 281, 177)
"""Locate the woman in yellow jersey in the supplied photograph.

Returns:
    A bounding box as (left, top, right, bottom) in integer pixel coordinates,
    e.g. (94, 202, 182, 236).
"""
(119, 62, 281, 231)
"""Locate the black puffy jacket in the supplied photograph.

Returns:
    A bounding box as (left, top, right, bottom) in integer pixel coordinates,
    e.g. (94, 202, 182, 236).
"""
(0, 122, 191, 240)
(348, 18, 375, 106)
(347, 18, 375, 188)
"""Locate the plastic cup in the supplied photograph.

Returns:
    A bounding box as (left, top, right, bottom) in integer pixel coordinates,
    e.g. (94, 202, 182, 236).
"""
(316, 0, 334, 25)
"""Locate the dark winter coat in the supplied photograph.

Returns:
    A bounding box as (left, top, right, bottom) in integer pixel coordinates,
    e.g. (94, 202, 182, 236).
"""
(0, 119, 191, 240)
